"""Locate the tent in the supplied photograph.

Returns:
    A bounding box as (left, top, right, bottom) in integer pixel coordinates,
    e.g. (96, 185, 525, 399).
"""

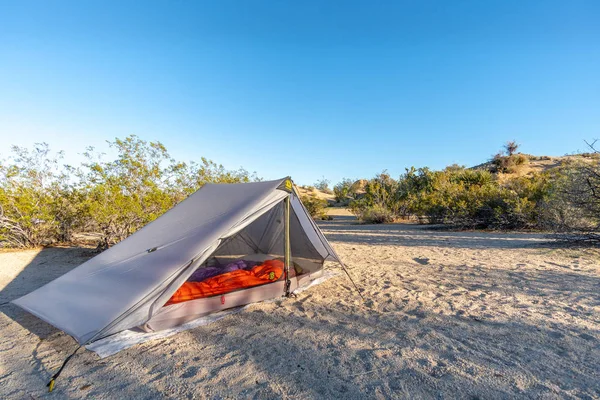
(12, 177, 345, 346)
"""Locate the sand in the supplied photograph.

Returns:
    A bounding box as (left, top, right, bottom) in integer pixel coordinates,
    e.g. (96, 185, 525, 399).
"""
(1, 216, 599, 399)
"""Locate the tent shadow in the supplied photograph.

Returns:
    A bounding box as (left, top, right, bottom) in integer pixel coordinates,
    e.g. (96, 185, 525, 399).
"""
(0, 246, 95, 340)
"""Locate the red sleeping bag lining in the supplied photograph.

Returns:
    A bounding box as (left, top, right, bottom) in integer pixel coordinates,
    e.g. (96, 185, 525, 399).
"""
(166, 259, 285, 305)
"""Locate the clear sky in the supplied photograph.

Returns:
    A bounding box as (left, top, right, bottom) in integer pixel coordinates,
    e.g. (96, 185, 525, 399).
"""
(1, 1, 599, 185)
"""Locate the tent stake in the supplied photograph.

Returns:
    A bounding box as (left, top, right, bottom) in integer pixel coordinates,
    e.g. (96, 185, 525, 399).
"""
(47, 345, 82, 392)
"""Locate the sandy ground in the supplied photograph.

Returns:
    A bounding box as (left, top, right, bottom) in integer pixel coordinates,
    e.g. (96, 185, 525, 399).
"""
(1, 216, 600, 399)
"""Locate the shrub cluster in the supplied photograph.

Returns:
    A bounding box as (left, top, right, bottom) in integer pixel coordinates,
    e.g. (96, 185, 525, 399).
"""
(0, 136, 256, 248)
(333, 178, 357, 204)
(346, 166, 554, 229)
(354, 204, 394, 224)
(345, 149, 600, 238)
(313, 177, 333, 194)
(541, 158, 600, 240)
(491, 153, 528, 173)
(300, 194, 331, 220)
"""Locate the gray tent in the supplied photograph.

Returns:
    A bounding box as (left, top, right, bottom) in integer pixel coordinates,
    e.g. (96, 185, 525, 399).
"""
(13, 177, 343, 345)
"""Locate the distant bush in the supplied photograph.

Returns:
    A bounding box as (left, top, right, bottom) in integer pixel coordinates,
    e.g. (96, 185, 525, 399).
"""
(343, 162, 554, 230)
(314, 177, 332, 194)
(333, 178, 356, 204)
(357, 205, 395, 224)
(489, 141, 529, 174)
(505, 140, 519, 156)
(301, 194, 331, 220)
(491, 153, 528, 173)
(0, 144, 82, 247)
(542, 154, 600, 241)
(580, 152, 600, 159)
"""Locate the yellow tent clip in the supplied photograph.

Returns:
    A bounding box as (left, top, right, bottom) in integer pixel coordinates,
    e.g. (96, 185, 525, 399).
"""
(48, 378, 55, 392)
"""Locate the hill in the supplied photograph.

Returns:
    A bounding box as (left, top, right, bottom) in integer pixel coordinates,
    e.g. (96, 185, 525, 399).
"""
(295, 185, 335, 202)
(471, 153, 600, 176)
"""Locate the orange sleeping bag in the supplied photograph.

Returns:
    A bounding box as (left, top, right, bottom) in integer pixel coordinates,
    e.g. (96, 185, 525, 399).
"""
(166, 259, 285, 305)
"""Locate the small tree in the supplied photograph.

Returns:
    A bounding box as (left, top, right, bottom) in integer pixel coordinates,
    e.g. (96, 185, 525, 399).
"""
(76, 136, 175, 249)
(314, 176, 332, 194)
(301, 194, 330, 220)
(0, 144, 80, 247)
(333, 178, 355, 203)
(505, 140, 519, 156)
(546, 140, 600, 242)
(491, 141, 527, 173)
(77, 135, 259, 249)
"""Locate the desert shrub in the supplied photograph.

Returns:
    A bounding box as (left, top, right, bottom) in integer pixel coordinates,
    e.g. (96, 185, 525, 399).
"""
(450, 168, 494, 187)
(333, 178, 355, 203)
(348, 163, 551, 229)
(542, 156, 600, 241)
(78, 136, 256, 249)
(489, 141, 529, 173)
(300, 194, 330, 220)
(0, 144, 84, 247)
(491, 153, 529, 173)
(505, 140, 519, 156)
(348, 197, 368, 218)
(76, 137, 184, 249)
(348, 172, 401, 221)
(314, 177, 332, 194)
(0, 135, 257, 249)
(358, 205, 395, 224)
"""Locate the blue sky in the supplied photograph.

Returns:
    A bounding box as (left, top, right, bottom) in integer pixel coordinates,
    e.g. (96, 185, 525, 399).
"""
(1, 1, 599, 185)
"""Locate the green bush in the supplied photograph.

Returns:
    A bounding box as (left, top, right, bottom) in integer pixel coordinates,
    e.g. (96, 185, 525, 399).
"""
(358, 205, 395, 224)
(0, 144, 81, 247)
(491, 153, 529, 173)
(344, 162, 555, 229)
(0, 136, 257, 248)
(542, 159, 600, 236)
(333, 178, 355, 203)
(300, 194, 331, 220)
(313, 177, 332, 194)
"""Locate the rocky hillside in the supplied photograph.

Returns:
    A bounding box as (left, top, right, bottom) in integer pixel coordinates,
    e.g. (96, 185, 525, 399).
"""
(472, 153, 599, 176)
(294, 185, 335, 202)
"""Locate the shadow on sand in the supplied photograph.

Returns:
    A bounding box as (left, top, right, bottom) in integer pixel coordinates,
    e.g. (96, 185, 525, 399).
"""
(318, 216, 556, 250)
(0, 246, 94, 340)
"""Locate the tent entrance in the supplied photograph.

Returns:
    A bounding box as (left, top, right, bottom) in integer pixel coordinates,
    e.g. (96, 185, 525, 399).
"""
(139, 195, 327, 332)
(160, 198, 325, 308)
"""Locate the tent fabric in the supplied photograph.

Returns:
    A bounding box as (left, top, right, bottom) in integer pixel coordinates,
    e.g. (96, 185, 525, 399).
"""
(12, 178, 340, 345)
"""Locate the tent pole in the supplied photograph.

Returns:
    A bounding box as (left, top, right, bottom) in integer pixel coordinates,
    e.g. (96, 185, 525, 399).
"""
(284, 195, 291, 296)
